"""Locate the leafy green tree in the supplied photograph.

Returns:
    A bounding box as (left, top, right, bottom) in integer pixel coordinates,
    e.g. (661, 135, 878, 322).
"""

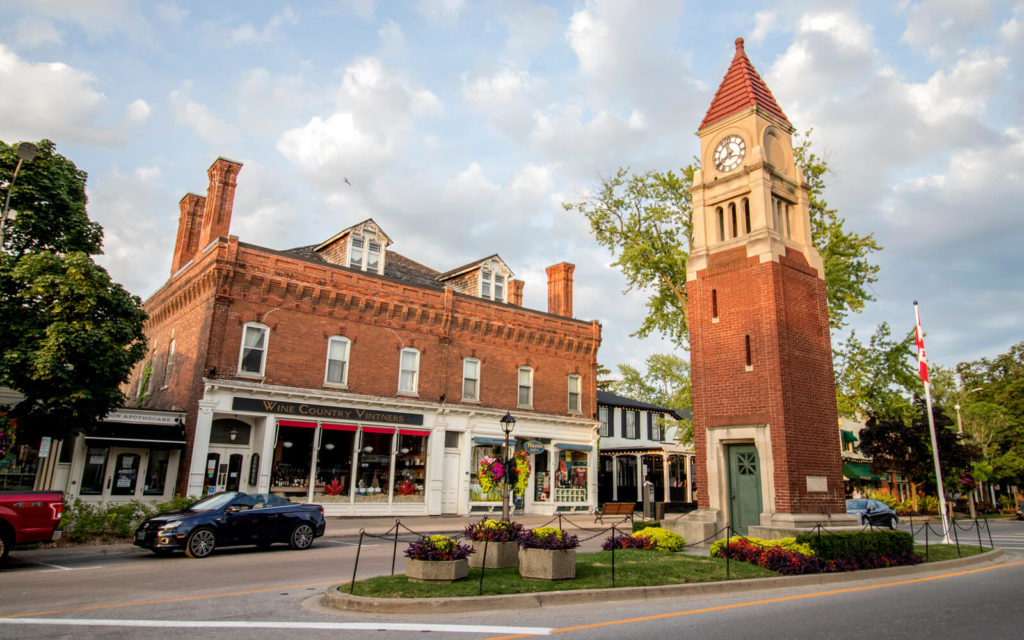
(0, 139, 147, 444)
(833, 322, 917, 423)
(608, 353, 693, 444)
(563, 134, 881, 349)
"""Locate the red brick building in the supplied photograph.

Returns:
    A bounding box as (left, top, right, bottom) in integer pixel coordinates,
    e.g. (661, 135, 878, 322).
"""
(674, 38, 855, 539)
(129, 158, 602, 515)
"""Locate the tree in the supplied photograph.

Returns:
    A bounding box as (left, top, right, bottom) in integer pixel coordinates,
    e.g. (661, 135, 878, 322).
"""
(0, 139, 147, 445)
(563, 134, 881, 349)
(607, 353, 693, 444)
(858, 398, 972, 511)
(833, 322, 917, 423)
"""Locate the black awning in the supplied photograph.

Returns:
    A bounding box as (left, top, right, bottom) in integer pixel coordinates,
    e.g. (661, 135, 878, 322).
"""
(84, 422, 186, 448)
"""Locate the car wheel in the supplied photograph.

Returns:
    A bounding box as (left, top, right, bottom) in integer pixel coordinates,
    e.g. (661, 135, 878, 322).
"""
(185, 527, 216, 559)
(150, 548, 175, 556)
(289, 523, 315, 550)
(0, 527, 11, 563)
(889, 516, 898, 530)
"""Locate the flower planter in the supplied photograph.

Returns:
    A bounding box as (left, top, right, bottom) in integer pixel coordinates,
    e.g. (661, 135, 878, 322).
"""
(405, 558, 469, 583)
(468, 540, 519, 569)
(518, 547, 576, 580)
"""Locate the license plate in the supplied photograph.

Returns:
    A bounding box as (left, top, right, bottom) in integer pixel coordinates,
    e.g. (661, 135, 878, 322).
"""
(135, 531, 145, 541)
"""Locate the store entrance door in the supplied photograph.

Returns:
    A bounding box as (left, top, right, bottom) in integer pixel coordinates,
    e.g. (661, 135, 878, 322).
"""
(441, 451, 459, 514)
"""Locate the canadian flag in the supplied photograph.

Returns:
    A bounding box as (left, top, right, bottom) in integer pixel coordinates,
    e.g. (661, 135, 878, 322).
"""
(914, 301, 929, 384)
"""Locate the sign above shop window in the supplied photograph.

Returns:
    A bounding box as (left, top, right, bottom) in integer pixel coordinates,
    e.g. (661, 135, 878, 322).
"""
(233, 397, 423, 425)
(523, 440, 545, 455)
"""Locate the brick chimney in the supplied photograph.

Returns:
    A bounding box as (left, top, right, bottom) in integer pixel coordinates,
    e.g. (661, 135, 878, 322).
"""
(546, 262, 575, 317)
(171, 193, 206, 274)
(508, 279, 524, 306)
(196, 157, 243, 253)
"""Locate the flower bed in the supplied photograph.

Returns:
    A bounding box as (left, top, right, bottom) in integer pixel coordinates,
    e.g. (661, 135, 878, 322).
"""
(404, 535, 473, 561)
(518, 526, 579, 550)
(465, 520, 523, 569)
(602, 527, 685, 552)
(710, 533, 922, 575)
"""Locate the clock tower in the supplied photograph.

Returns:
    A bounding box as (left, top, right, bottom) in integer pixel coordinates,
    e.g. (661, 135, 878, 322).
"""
(677, 38, 855, 539)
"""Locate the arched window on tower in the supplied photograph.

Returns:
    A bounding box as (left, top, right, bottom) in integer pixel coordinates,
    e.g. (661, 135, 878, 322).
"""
(743, 198, 751, 234)
(716, 207, 725, 242)
(729, 203, 737, 238)
(784, 203, 792, 239)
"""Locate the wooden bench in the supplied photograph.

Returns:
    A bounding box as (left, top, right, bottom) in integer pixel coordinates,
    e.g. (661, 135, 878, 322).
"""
(594, 502, 635, 524)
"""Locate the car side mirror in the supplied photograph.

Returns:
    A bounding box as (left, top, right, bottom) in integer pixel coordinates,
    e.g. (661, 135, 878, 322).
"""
(226, 505, 242, 513)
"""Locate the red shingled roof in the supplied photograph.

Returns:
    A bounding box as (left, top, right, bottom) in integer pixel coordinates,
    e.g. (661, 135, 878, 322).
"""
(699, 37, 790, 131)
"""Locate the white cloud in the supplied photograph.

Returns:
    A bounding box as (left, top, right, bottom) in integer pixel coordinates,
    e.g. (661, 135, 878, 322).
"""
(902, 0, 995, 60)
(277, 57, 440, 182)
(124, 99, 151, 126)
(0, 45, 139, 146)
(750, 11, 777, 43)
(13, 14, 62, 47)
(416, 0, 465, 26)
(17, 0, 154, 42)
(226, 7, 298, 46)
(170, 85, 238, 145)
(378, 19, 404, 55)
(155, 3, 188, 26)
(905, 52, 1008, 124)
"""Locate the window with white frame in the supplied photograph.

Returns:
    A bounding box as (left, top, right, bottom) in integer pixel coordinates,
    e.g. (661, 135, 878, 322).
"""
(366, 240, 381, 272)
(399, 348, 420, 393)
(162, 339, 175, 388)
(462, 357, 480, 402)
(480, 262, 506, 302)
(651, 416, 663, 442)
(481, 267, 492, 298)
(494, 274, 505, 302)
(325, 336, 350, 385)
(517, 366, 533, 408)
(239, 323, 269, 376)
(349, 235, 364, 269)
(598, 406, 609, 437)
(625, 410, 638, 439)
(567, 374, 581, 413)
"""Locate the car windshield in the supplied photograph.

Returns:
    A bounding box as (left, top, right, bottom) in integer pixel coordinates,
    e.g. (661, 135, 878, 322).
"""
(847, 500, 868, 509)
(188, 492, 243, 512)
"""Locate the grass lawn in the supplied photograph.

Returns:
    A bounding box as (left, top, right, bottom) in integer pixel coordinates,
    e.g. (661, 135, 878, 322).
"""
(346, 543, 994, 599)
(349, 549, 775, 598)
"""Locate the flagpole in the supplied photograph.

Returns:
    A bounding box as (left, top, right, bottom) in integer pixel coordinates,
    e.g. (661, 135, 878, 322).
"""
(915, 301, 951, 544)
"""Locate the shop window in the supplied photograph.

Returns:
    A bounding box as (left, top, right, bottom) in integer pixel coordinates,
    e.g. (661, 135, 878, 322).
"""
(58, 438, 74, 464)
(617, 456, 638, 502)
(554, 449, 588, 503)
(203, 453, 220, 495)
(462, 357, 480, 402)
(355, 429, 393, 502)
(668, 455, 688, 502)
(111, 453, 141, 496)
(399, 348, 419, 394)
(567, 374, 581, 414)
(271, 422, 315, 496)
(470, 443, 504, 502)
(80, 447, 108, 495)
(239, 323, 269, 376)
(143, 450, 170, 495)
(534, 449, 550, 502)
(444, 431, 460, 449)
(314, 424, 355, 503)
(517, 366, 533, 408)
(598, 407, 609, 437)
(393, 430, 428, 503)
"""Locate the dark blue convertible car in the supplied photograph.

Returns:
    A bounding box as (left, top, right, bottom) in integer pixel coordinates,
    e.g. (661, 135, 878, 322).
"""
(134, 491, 326, 558)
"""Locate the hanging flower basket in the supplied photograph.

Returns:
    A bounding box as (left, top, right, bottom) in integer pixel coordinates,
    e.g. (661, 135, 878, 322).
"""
(478, 456, 504, 495)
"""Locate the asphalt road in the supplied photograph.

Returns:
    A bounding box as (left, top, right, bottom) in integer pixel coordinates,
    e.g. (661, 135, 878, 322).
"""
(1, 519, 1022, 639)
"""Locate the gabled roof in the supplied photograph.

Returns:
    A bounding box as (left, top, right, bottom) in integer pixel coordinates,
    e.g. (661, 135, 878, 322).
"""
(699, 37, 790, 131)
(438, 254, 513, 282)
(597, 390, 688, 420)
(312, 218, 392, 253)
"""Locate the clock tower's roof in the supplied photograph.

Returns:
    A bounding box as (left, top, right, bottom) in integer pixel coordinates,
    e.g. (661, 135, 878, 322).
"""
(699, 38, 791, 131)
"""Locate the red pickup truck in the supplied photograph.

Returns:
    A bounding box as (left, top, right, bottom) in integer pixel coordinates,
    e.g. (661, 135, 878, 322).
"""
(0, 490, 63, 562)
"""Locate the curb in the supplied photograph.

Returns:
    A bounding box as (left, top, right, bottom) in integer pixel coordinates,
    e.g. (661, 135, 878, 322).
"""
(321, 548, 1009, 614)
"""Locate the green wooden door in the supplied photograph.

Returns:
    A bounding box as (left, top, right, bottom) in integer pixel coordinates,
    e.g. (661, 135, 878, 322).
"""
(727, 444, 763, 535)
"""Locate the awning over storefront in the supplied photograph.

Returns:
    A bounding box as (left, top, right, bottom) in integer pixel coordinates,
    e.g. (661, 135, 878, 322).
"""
(472, 436, 517, 446)
(556, 442, 592, 452)
(841, 430, 858, 443)
(843, 462, 884, 481)
(85, 422, 186, 448)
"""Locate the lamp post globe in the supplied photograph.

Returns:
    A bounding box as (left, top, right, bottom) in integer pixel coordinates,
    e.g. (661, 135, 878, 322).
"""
(499, 411, 516, 521)
(2, 141, 39, 247)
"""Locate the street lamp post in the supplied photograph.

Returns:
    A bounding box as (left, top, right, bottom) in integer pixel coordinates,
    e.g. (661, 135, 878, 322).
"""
(499, 411, 516, 522)
(1, 142, 39, 247)
(955, 387, 984, 519)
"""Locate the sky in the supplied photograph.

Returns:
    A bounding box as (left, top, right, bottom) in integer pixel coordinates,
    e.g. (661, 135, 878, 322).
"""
(1, 0, 1022, 377)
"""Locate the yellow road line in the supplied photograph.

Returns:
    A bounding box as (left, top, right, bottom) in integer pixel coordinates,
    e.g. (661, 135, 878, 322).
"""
(483, 559, 1024, 640)
(0, 580, 349, 619)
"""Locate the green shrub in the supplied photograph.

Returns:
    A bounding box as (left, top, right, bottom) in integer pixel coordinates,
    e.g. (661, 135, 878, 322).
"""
(60, 495, 199, 542)
(709, 535, 814, 558)
(632, 527, 685, 551)
(868, 492, 898, 509)
(796, 529, 913, 560)
(632, 520, 660, 533)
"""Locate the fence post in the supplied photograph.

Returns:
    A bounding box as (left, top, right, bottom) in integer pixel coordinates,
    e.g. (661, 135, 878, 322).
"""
(611, 523, 616, 588)
(974, 518, 983, 551)
(478, 538, 489, 596)
(984, 517, 993, 549)
(349, 530, 365, 595)
(725, 524, 731, 581)
(391, 520, 400, 575)
(951, 517, 961, 556)
(924, 523, 929, 561)
(558, 513, 563, 531)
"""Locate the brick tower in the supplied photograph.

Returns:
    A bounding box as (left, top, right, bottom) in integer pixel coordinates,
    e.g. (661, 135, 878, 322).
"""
(676, 38, 855, 540)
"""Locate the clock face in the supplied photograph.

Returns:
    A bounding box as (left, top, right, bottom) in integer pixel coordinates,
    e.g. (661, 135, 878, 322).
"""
(713, 135, 746, 172)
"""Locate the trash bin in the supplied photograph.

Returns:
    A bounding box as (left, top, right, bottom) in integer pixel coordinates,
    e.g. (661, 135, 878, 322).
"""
(642, 482, 655, 520)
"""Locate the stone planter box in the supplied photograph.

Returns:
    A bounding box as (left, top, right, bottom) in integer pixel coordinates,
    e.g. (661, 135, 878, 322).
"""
(405, 558, 469, 583)
(518, 547, 576, 580)
(468, 540, 519, 569)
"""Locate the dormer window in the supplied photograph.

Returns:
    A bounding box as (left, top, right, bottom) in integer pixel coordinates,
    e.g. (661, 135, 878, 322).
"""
(367, 240, 381, 271)
(348, 233, 384, 274)
(480, 262, 506, 302)
(350, 236, 364, 269)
